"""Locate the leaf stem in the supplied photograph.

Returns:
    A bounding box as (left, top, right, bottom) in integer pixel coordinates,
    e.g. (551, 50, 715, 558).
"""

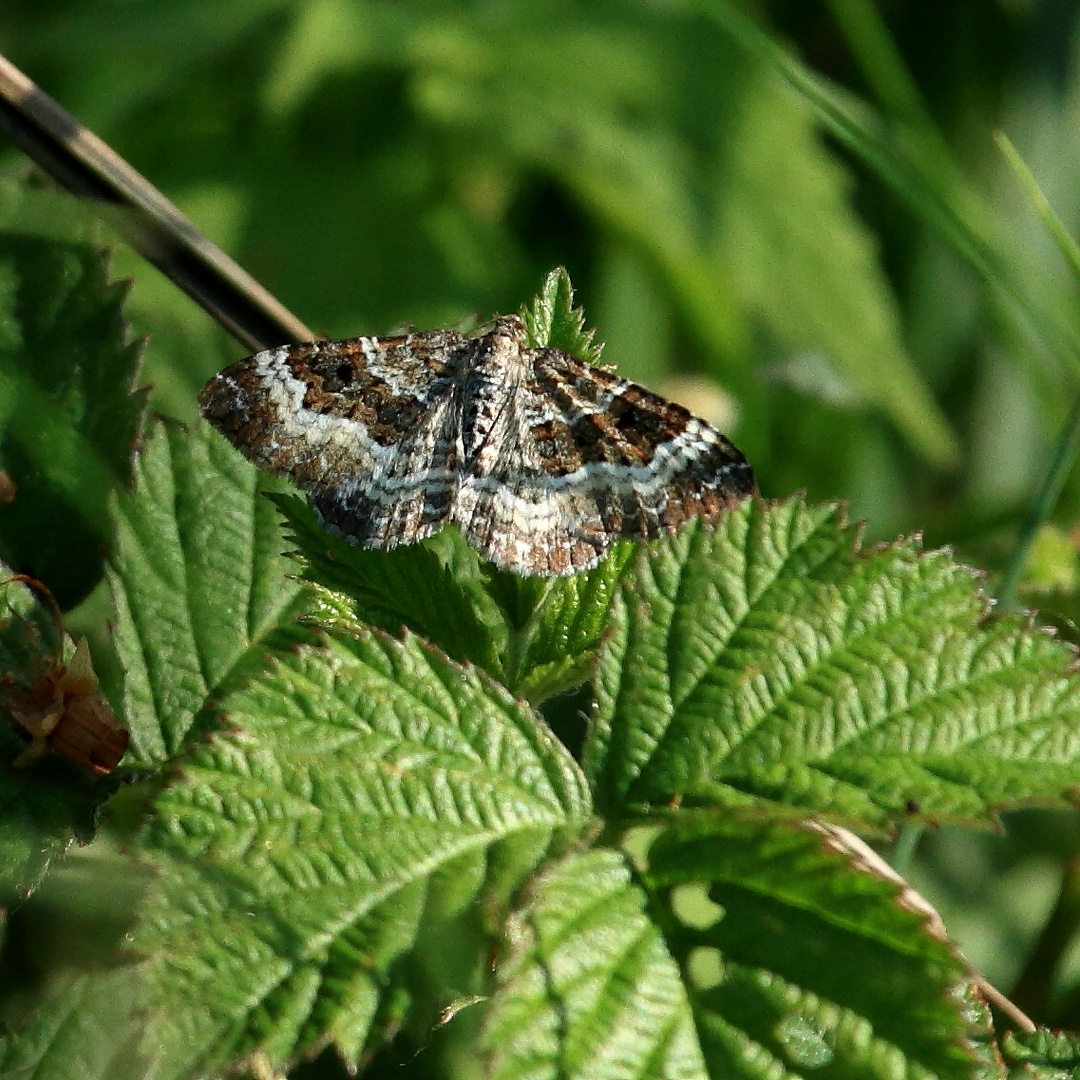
(502, 578, 554, 695)
(888, 822, 922, 874)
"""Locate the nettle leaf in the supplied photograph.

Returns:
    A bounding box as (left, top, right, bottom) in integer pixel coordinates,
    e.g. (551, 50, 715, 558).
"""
(0, 234, 147, 609)
(587, 496, 1080, 826)
(486, 815, 981, 1080)
(109, 420, 309, 765)
(136, 629, 591, 1077)
(0, 572, 116, 897)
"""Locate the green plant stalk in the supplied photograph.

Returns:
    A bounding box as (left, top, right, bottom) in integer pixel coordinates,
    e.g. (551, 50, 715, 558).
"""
(995, 131, 1080, 296)
(889, 822, 922, 874)
(824, 0, 930, 129)
(994, 132, 1080, 609)
(997, 389, 1080, 610)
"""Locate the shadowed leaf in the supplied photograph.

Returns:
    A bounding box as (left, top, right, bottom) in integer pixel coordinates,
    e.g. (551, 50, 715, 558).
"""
(0, 235, 147, 608)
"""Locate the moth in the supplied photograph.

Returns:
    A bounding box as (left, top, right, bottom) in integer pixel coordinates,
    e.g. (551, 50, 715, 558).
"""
(199, 315, 754, 576)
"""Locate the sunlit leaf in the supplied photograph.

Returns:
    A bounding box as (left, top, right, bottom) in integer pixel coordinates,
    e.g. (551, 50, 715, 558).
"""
(487, 815, 982, 1080)
(109, 420, 309, 765)
(273, 492, 506, 679)
(137, 628, 590, 1076)
(588, 497, 1080, 826)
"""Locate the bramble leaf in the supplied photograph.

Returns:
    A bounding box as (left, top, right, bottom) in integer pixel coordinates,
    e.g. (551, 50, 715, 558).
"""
(520, 266, 602, 365)
(109, 420, 310, 765)
(502, 542, 635, 703)
(0, 966, 146, 1080)
(587, 497, 1080, 826)
(484, 847, 702, 1080)
(272, 492, 506, 679)
(1001, 1028, 1080, 1075)
(644, 814, 982, 1080)
(136, 628, 590, 1077)
(486, 814, 982, 1080)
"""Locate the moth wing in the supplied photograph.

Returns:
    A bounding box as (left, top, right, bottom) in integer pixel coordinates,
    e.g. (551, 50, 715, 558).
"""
(199, 330, 468, 548)
(454, 348, 754, 575)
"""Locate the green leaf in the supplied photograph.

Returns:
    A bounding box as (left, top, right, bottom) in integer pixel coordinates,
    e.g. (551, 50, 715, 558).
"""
(0, 572, 120, 898)
(487, 815, 982, 1080)
(587, 496, 1080, 827)
(412, 10, 750, 355)
(1001, 1028, 1080, 1075)
(1020, 524, 1080, 594)
(485, 847, 703, 1080)
(272, 492, 506, 679)
(0, 234, 147, 609)
(520, 266, 602, 364)
(136, 628, 591, 1077)
(502, 542, 635, 703)
(644, 814, 982, 1080)
(0, 967, 147, 1080)
(109, 420, 309, 766)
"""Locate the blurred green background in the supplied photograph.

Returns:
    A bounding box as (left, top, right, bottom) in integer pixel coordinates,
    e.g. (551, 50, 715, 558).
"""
(4, 0, 1080, 1043)
(5, 0, 1079, 551)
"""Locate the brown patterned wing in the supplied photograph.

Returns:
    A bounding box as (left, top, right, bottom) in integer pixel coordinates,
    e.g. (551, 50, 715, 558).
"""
(453, 347, 755, 576)
(201, 313, 754, 577)
(198, 330, 470, 549)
